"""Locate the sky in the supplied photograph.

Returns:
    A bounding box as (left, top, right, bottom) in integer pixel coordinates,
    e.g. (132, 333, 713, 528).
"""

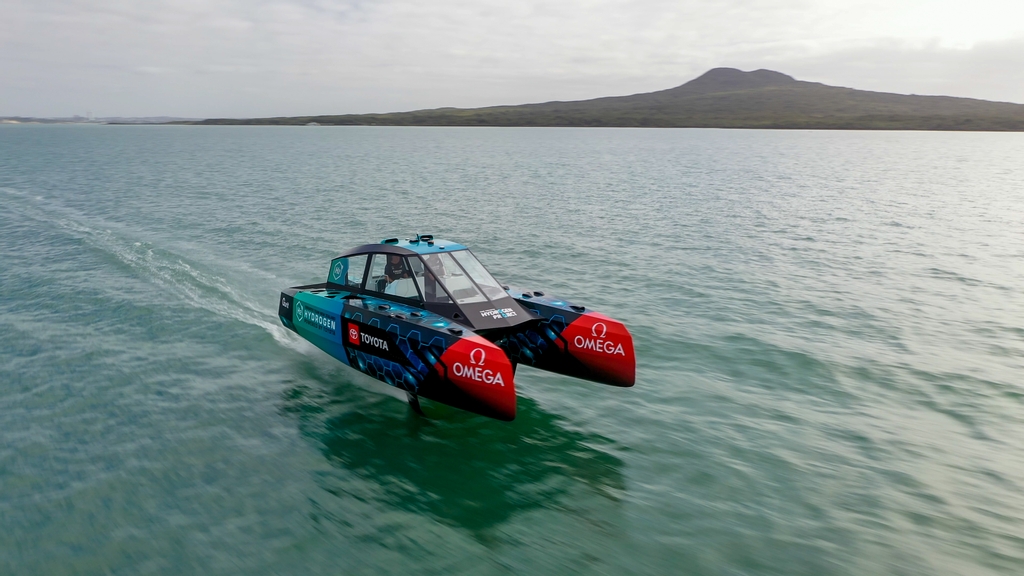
(2, 0, 1023, 118)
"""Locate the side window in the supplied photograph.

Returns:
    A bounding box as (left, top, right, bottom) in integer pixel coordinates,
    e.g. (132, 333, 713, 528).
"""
(365, 253, 422, 300)
(366, 253, 388, 292)
(328, 254, 368, 288)
(346, 254, 368, 288)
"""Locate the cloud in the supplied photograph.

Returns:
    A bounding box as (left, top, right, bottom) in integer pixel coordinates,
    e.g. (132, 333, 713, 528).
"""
(1, 0, 1022, 116)
(752, 37, 1024, 104)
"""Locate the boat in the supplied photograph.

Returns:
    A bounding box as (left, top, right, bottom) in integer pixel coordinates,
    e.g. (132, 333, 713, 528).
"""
(278, 235, 635, 420)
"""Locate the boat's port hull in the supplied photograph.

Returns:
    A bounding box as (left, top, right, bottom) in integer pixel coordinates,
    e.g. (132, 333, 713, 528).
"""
(280, 284, 516, 420)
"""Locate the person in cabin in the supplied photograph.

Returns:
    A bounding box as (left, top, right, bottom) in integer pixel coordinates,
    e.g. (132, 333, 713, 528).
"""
(384, 254, 411, 284)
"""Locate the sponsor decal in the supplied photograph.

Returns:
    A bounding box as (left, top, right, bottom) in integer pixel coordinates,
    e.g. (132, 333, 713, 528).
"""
(294, 301, 338, 336)
(560, 313, 635, 387)
(452, 347, 505, 386)
(437, 337, 516, 419)
(572, 321, 625, 356)
(471, 348, 485, 364)
(331, 261, 344, 281)
(281, 297, 289, 309)
(479, 307, 517, 319)
(345, 321, 390, 352)
(361, 332, 389, 351)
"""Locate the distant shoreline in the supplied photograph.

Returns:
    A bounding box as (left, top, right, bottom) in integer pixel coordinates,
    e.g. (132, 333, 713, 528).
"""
(168, 68, 1024, 132)
(162, 122, 1024, 132)
(5, 122, 1024, 133)
(8, 67, 1024, 132)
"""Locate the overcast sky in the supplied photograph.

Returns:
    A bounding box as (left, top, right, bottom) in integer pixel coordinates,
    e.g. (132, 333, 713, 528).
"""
(2, 0, 1023, 118)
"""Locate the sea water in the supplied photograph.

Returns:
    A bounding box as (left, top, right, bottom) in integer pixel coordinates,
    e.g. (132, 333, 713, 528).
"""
(1, 125, 1023, 575)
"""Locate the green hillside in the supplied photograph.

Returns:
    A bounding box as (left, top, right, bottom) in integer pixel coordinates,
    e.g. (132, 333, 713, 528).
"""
(186, 68, 1024, 130)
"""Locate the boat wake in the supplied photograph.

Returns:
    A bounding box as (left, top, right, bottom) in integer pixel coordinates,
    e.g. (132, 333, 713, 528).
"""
(2, 188, 308, 353)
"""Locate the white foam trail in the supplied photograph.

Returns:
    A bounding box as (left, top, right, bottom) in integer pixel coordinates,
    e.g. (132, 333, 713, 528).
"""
(77, 223, 309, 352)
(6, 191, 309, 353)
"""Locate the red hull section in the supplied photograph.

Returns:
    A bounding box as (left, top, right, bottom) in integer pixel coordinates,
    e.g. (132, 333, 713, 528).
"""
(436, 336, 517, 421)
(561, 312, 636, 387)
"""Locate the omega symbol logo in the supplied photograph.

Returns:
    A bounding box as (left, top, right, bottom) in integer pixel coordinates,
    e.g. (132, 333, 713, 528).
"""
(574, 321, 625, 356)
(332, 262, 343, 280)
(469, 348, 486, 365)
(453, 347, 503, 386)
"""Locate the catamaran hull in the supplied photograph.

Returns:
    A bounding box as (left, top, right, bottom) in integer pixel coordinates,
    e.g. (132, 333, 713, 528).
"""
(499, 287, 636, 388)
(279, 283, 635, 421)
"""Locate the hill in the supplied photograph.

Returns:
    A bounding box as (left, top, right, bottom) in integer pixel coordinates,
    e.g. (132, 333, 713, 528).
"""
(186, 68, 1024, 131)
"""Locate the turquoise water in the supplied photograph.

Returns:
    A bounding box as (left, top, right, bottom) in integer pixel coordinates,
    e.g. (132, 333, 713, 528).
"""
(1, 125, 1023, 575)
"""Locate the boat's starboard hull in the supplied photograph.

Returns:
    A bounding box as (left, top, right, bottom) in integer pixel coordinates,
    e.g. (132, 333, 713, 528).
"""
(495, 287, 636, 387)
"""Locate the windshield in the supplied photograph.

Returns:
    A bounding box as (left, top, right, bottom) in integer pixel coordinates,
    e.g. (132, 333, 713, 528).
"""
(424, 252, 486, 304)
(450, 250, 508, 301)
(416, 250, 510, 305)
